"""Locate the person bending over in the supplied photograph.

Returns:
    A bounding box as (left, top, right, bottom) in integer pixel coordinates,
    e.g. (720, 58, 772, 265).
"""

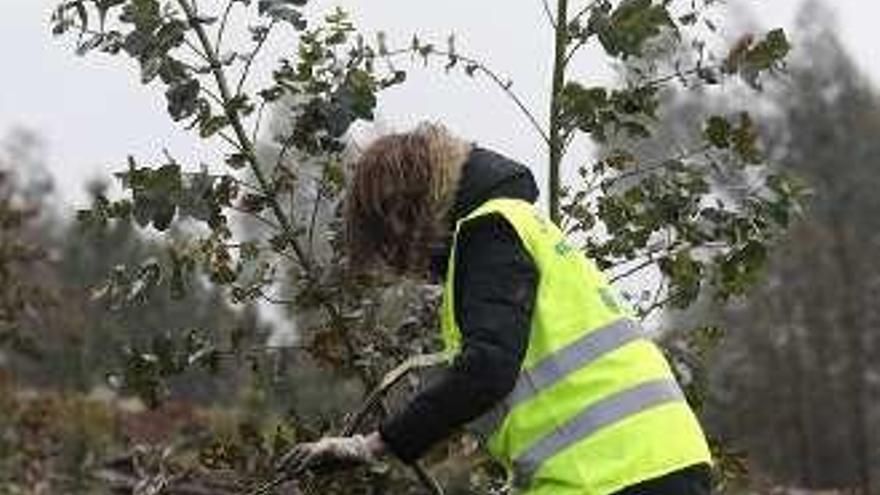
(287, 124, 713, 495)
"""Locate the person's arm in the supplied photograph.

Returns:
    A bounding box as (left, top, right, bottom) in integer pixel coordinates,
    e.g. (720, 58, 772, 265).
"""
(378, 214, 537, 463)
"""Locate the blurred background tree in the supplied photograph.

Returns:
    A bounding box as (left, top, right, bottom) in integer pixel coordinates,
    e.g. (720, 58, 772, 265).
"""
(707, 1, 880, 491)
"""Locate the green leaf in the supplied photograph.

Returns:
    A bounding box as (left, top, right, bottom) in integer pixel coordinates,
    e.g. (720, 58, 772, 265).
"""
(560, 82, 608, 135)
(745, 29, 791, 72)
(260, 0, 307, 29)
(154, 19, 187, 52)
(140, 56, 163, 84)
(659, 250, 703, 308)
(119, 0, 161, 32)
(620, 120, 651, 139)
(731, 112, 762, 164)
(199, 115, 230, 138)
(723, 29, 791, 87)
(166, 79, 201, 121)
(594, 0, 677, 59)
(705, 116, 731, 149)
(225, 153, 248, 170)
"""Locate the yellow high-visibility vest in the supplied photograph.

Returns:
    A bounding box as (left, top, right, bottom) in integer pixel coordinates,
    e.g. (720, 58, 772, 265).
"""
(441, 198, 712, 495)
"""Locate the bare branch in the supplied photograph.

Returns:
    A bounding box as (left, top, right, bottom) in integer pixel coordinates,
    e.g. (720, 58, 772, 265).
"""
(236, 20, 278, 96)
(564, 36, 589, 66)
(382, 47, 550, 146)
(569, 0, 599, 26)
(251, 99, 268, 144)
(199, 86, 225, 107)
(214, 0, 236, 52)
(563, 1, 603, 65)
(182, 36, 211, 64)
(638, 280, 669, 321)
(307, 185, 323, 259)
(216, 130, 245, 152)
(611, 257, 656, 283)
(258, 292, 295, 306)
(541, 0, 557, 28)
(642, 64, 720, 89)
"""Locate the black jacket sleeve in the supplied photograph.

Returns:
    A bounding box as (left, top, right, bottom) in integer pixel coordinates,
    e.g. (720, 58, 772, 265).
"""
(378, 213, 537, 463)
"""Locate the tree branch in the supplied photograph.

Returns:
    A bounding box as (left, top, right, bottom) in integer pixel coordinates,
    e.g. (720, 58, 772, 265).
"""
(182, 36, 211, 64)
(214, 0, 236, 52)
(236, 20, 277, 96)
(541, 0, 557, 28)
(588, 145, 710, 195)
(216, 130, 245, 153)
(307, 184, 323, 260)
(611, 256, 656, 283)
(382, 47, 550, 146)
(251, 99, 268, 144)
(564, 35, 589, 66)
(569, 0, 599, 26)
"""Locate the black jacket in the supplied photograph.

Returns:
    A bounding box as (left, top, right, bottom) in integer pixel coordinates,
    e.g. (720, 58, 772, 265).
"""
(378, 147, 711, 495)
(379, 146, 538, 461)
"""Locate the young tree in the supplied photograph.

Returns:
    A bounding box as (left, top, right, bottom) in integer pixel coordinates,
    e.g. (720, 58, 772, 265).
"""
(51, 0, 799, 492)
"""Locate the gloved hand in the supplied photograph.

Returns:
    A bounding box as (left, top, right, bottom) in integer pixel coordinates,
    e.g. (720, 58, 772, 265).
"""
(275, 433, 383, 475)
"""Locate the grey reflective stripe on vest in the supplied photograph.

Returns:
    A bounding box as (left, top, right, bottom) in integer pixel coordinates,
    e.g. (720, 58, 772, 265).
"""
(513, 378, 685, 488)
(468, 318, 643, 438)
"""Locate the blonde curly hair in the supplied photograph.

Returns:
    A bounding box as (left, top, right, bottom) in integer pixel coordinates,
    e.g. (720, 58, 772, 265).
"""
(345, 123, 471, 276)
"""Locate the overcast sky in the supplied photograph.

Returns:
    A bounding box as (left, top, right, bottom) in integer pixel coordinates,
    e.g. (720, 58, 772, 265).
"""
(2, 0, 879, 207)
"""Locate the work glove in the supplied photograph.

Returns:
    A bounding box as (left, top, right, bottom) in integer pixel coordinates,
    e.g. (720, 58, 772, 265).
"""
(275, 434, 378, 475)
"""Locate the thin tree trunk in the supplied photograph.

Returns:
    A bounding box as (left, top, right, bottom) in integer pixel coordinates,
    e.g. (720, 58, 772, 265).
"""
(547, 0, 569, 223)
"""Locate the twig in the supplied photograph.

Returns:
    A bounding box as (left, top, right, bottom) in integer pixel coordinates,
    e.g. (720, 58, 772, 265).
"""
(639, 294, 672, 321)
(569, 0, 599, 25)
(251, 100, 268, 144)
(610, 256, 656, 283)
(541, 0, 557, 28)
(226, 175, 263, 194)
(382, 47, 550, 146)
(245, 354, 447, 495)
(643, 64, 719, 89)
(200, 85, 226, 106)
(215, 0, 237, 52)
(236, 20, 278, 96)
(306, 184, 323, 259)
(182, 36, 211, 64)
(258, 292, 295, 306)
(564, 35, 589, 66)
(217, 131, 246, 153)
(588, 145, 710, 195)
(343, 353, 448, 436)
(227, 205, 281, 230)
